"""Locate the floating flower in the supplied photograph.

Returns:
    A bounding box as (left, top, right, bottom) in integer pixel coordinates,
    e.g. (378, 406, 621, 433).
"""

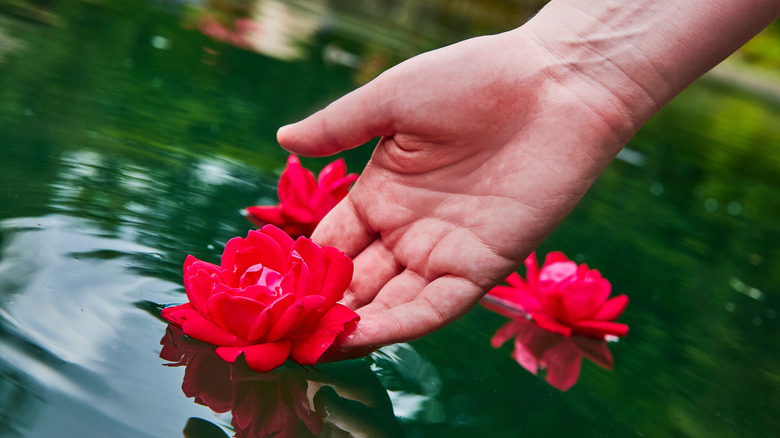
(489, 316, 614, 391)
(244, 155, 358, 238)
(484, 251, 628, 340)
(161, 225, 359, 372)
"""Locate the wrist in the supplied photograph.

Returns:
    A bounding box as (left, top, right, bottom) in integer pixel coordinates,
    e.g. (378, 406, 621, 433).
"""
(516, 0, 780, 143)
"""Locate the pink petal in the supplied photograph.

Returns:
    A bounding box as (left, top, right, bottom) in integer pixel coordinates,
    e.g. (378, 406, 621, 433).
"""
(161, 303, 193, 326)
(317, 158, 347, 187)
(266, 301, 304, 342)
(220, 235, 247, 281)
(317, 247, 353, 306)
(244, 205, 284, 228)
(285, 259, 311, 298)
(287, 295, 328, 333)
(532, 314, 572, 337)
(290, 303, 359, 365)
(571, 320, 629, 339)
(215, 340, 292, 372)
(523, 252, 539, 292)
(291, 237, 326, 290)
(184, 268, 221, 315)
(206, 292, 268, 341)
(183, 255, 221, 277)
(278, 155, 317, 205)
(327, 173, 358, 198)
(265, 293, 297, 328)
(560, 277, 612, 322)
(480, 294, 527, 319)
(279, 202, 316, 224)
(592, 295, 629, 321)
(242, 229, 287, 272)
(260, 224, 295, 254)
(178, 309, 248, 347)
(485, 284, 540, 314)
(544, 251, 571, 265)
(504, 272, 526, 288)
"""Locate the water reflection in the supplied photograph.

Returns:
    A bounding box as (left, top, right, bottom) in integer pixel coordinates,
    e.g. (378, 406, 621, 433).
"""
(490, 316, 614, 392)
(160, 324, 404, 437)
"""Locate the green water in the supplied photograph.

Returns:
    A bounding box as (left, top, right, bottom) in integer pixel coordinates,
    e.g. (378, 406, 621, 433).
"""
(1, 1, 779, 437)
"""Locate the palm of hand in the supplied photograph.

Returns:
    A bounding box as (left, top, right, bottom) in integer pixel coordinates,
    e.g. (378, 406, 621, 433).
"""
(283, 32, 622, 349)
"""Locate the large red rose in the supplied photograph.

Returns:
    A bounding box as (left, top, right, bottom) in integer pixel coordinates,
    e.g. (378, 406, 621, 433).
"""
(162, 225, 359, 372)
(483, 251, 628, 340)
(243, 155, 358, 238)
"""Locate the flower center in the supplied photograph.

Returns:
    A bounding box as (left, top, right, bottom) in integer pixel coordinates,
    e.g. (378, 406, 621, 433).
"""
(241, 263, 283, 291)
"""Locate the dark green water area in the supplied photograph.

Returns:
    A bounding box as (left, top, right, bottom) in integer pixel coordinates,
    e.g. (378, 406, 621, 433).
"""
(1, 1, 778, 437)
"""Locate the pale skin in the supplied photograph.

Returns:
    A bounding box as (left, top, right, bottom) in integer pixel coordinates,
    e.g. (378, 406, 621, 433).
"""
(277, 0, 780, 351)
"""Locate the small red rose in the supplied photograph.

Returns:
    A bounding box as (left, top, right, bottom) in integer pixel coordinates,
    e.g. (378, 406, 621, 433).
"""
(244, 155, 358, 237)
(162, 225, 359, 372)
(484, 251, 628, 340)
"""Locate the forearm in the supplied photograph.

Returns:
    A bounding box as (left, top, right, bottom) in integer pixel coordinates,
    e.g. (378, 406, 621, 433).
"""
(518, 0, 780, 143)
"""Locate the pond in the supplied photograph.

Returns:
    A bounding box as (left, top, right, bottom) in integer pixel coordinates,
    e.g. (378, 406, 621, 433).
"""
(1, 1, 779, 437)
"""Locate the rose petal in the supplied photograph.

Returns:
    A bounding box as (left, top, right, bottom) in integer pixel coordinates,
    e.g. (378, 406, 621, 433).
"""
(317, 158, 347, 187)
(177, 308, 248, 347)
(206, 292, 268, 342)
(266, 301, 304, 342)
(324, 174, 358, 199)
(290, 303, 359, 365)
(560, 276, 612, 322)
(278, 155, 316, 205)
(216, 340, 292, 372)
(504, 272, 526, 288)
(184, 268, 221, 315)
(317, 247, 353, 306)
(592, 295, 629, 321)
(532, 314, 572, 337)
(291, 238, 326, 291)
(485, 284, 540, 315)
(161, 303, 194, 326)
(242, 230, 287, 273)
(523, 252, 540, 292)
(279, 202, 316, 224)
(260, 224, 295, 254)
(244, 205, 284, 228)
(571, 320, 629, 339)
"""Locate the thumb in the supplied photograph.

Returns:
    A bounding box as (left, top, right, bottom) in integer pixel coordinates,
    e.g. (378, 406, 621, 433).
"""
(277, 76, 397, 157)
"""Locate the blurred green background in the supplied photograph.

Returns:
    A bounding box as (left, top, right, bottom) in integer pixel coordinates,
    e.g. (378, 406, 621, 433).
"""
(0, 1, 778, 437)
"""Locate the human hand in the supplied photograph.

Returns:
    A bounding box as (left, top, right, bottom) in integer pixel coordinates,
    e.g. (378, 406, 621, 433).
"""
(278, 27, 631, 350)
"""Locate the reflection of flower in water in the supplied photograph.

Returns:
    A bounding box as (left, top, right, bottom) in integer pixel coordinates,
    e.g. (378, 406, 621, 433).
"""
(160, 325, 323, 437)
(482, 251, 628, 391)
(489, 316, 614, 391)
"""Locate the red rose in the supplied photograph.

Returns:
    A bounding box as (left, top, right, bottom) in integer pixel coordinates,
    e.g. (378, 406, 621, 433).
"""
(483, 251, 628, 340)
(162, 225, 359, 372)
(490, 316, 614, 391)
(244, 155, 358, 238)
